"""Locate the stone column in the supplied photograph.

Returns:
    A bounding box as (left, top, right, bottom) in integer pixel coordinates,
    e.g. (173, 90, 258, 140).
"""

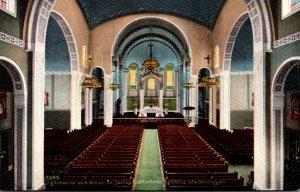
(190, 75, 198, 127)
(32, 42, 45, 190)
(159, 89, 163, 109)
(104, 74, 113, 127)
(14, 91, 27, 190)
(139, 90, 144, 117)
(270, 92, 284, 190)
(70, 71, 82, 130)
(122, 69, 128, 115)
(84, 87, 92, 126)
(175, 69, 179, 112)
(220, 71, 231, 130)
(209, 87, 213, 125)
(253, 44, 268, 190)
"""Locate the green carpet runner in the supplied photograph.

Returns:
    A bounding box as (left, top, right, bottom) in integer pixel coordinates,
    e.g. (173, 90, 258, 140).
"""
(135, 129, 164, 190)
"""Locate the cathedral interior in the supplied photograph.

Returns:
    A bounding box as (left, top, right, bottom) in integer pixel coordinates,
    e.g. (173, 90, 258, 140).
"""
(0, 0, 300, 190)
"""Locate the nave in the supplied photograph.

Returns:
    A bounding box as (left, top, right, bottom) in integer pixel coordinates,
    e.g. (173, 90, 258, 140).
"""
(45, 120, 254, 191)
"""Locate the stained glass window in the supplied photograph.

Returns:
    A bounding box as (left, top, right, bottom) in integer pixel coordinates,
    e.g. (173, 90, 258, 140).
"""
(166, 65, 174, 89)
(214, 46, 219, 68)
(129, 65, 137, 89)
(148, 78, 155, 90)
(0, 0, 16, 17)
(82, 46, 87, 66)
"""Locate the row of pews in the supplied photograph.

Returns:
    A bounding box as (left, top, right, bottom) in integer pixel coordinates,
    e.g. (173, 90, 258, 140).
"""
(48, 124, 144, 191)
(45, 123, 107, 168)
(194, 120, 254, 164)
(158, 124, 248, 191)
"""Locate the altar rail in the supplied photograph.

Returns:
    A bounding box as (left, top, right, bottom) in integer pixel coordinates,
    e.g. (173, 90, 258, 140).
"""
(112, 118, 185, 124)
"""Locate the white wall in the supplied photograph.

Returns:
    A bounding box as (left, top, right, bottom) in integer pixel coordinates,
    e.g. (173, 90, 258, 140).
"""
(230, 74, 253, 110)
(45, 75, 71, 110)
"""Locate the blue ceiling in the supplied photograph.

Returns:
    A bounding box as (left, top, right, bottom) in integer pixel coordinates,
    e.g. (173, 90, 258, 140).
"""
(76, 0, 226, 29)
(124, 38, 180, 68)
(46, 17, 71, 72)
(231, 18, 253, 72)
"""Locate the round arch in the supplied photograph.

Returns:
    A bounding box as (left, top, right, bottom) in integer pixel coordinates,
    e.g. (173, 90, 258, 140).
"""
(223, 12, 249, 71)
(197, 68, 213, 123)
(0, 57, 27, 190)
(50, 11, 79, 72)
(112, 16, 191, 59)
(270, 57, 300, 190)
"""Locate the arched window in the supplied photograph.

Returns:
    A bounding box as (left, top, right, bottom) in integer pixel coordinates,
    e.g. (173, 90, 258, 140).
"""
(129, 65, 137, 89)
(82, 46, 87, 66)
(214, 46, 219, 68)
(166, 65, 174, 89)
(0, 0, 16, 17)
(148, 78, 155, 90)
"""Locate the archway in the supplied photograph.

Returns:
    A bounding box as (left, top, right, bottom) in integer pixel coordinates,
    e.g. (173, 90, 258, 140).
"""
(0, 58, 27, 190)
(198, 68, 212, 120)
(91, 68, 104, 119)
(112, 17, 190, 122)
(27, 1, 80, 188)
(271, 57, 300, 190)
(220, 1, 273, 188)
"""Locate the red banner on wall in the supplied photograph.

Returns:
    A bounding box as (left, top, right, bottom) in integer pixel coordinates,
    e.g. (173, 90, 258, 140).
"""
(0, 92, 8, 119)
(291, 92, 300, 120)
(44, 92, 49, 106)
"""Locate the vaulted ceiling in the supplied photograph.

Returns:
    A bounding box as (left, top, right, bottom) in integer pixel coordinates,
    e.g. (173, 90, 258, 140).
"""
(76, 0, 226, 29)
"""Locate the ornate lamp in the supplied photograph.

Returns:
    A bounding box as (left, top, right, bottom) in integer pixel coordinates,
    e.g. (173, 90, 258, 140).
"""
(81, 3, 101, 89)
(198, 76, 220, 88)
(81, 56, 101, 89)
(109, 83, 119, 90)
(143, 44, 160, 71)
(183, 82, 196, 89)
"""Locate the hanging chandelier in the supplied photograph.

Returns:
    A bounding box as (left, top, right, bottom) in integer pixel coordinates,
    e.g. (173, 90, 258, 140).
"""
(82, 77, 102, 89)
(81, 3, 101, 89)
(198, 76, 220, 88)
(143, 43, 160, 71)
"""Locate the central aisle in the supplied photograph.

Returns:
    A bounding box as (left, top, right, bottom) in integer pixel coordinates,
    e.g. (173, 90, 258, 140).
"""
(134, 129, 164, 190)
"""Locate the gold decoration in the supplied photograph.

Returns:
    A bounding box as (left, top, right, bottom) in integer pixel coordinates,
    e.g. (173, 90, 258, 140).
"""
(109, 83, 119, 90)
(198, 76, 220, 88)
(143, 44, 159, 71)
(183, 82, 195, 89)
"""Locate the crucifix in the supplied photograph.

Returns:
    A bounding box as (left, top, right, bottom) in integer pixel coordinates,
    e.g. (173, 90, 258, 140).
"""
(204, 54, 212, 65)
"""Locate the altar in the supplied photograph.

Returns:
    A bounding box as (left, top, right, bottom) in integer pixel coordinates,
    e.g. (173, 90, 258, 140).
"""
(139, 106, 164, 117)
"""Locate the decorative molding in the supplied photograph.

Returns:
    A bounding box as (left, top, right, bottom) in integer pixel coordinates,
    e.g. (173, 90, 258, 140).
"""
(16, 108, 23, 190)
(230, 71, 254, 76)
(51, 11, 79, 71)
(273, 31, 300, 49)
(46, 71, 72, 75)
(223, 13, 249, 71)
(0, 32, 24, 48)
